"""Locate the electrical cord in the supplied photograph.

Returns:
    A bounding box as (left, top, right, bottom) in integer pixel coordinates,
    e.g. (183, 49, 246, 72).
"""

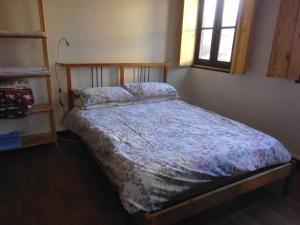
(54, 62, 66, 117)
(55, 38, 70, 119)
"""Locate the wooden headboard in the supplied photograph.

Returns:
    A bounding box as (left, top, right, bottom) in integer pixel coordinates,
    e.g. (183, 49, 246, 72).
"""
(62, 62, 168, 108)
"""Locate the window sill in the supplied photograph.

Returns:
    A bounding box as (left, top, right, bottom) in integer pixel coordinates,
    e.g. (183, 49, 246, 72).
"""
(192, 65, 231, 73)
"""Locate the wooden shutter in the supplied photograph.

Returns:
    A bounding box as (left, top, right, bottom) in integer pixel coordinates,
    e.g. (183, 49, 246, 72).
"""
(179, 0, 199, 66)
(179, 0, 256, 71)
(268, 0, 300, 80)
(231, 0, 257, 75)
(287, 1, 300, 80)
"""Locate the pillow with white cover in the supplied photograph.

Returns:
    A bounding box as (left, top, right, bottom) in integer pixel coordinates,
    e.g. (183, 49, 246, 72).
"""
(124, 82, 179, 100)
(74, 86, 135, 109)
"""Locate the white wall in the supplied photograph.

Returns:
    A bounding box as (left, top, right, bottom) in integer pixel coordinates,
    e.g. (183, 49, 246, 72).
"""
(0, 0, 190, 132)
(45, 0, 190, 128)
(187, 0, 300, 159)
(1, 0, 299, 159)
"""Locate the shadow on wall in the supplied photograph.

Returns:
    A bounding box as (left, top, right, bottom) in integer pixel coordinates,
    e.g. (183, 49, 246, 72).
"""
(165, 0, 192, 102)
(185, 0, 300, 159)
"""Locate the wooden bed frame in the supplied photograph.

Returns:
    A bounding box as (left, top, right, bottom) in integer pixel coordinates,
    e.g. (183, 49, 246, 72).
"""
(63, 62, 168, 108)
(62, 62, 294, 225)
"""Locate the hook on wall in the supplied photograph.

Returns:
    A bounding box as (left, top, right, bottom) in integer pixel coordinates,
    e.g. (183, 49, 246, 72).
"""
(56, 38, 71, 65)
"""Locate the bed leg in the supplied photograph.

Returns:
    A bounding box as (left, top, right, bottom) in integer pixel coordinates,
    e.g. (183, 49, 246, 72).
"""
(281, 176, 292, 195)
(282, 159, 298, 195)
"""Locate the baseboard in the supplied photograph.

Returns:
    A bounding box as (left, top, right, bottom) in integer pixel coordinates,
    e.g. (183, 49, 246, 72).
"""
(56, 131, 82, 142)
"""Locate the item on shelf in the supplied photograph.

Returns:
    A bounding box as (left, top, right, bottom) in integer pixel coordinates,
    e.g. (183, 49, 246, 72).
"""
(0, 80, 30, 88)
(0, 81, 34, 119)
(0, 131, 22, 151)
(0, 66, 49, 77)
(0, 106, 31, 119)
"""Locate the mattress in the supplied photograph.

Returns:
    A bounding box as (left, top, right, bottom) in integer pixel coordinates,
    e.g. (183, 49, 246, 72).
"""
(65, 99, 291, 213)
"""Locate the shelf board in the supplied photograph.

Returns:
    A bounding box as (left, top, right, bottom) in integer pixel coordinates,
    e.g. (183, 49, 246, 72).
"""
(31, 104, 53, 114)
(0, 67, 49, 79)
(22, 133, 55, 148)
(0, 133, 55, 152)
(0, 31, 46, 39)
(0, 74, 50, 79)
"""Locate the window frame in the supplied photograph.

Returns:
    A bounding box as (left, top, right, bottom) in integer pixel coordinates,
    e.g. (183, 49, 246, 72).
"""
(194, 0, 239, 70)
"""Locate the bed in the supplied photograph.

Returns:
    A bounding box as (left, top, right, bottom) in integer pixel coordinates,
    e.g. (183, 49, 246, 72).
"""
(63, 63, 293, 225)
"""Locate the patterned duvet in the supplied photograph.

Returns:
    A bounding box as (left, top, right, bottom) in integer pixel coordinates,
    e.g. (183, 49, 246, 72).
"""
(65, 99, 291, 213)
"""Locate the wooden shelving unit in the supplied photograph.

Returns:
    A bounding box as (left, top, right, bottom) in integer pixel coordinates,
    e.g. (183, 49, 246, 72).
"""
(31, 104, 53, 114)
(0, 0, 56, 149)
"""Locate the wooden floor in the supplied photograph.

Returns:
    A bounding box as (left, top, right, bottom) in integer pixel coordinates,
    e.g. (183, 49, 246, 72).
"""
(0, 141, 299, 225)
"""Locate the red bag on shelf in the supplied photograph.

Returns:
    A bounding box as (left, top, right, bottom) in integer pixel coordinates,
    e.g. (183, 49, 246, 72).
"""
(0, 81, 34, 119)
(0, 88, 34, 107)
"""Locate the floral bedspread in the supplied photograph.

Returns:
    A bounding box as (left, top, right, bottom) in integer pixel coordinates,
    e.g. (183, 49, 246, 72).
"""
(65, 99, 291, 213)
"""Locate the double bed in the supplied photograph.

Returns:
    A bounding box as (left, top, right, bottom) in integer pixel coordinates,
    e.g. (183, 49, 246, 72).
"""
(63, 63, 292, 225)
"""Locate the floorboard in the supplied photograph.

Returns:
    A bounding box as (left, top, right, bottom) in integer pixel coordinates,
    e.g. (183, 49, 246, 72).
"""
(0, 141, 299, 225)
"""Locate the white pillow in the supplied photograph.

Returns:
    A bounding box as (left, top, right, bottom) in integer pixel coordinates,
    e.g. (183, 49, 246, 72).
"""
(124, 82, 179, 100)
(74, 86, 135, 109)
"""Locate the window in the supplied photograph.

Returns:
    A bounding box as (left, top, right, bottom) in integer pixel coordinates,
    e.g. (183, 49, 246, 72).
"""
(194, 0, 241, 70)
(179, 0, 257, 74)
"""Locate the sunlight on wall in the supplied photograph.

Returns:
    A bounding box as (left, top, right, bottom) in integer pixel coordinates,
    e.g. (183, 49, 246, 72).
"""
(179, 0, 198, 66)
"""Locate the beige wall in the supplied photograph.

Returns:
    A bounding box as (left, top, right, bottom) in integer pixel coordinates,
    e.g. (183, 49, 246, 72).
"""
(0, 0, 190, 132)
(45, 0, 190, 128)
(1, 0, 299, 159)
(187, 0, 300, 159)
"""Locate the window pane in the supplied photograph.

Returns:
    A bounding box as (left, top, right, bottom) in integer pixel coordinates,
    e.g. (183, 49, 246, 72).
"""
(217, 28, 235, 62)
(202, 0, 217, 28)
(199, 29, 213, 60)
(222, 0, 240, 27)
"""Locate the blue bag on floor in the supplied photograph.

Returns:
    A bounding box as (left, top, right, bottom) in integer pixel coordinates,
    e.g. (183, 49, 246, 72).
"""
(0, 132, 22, 151)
